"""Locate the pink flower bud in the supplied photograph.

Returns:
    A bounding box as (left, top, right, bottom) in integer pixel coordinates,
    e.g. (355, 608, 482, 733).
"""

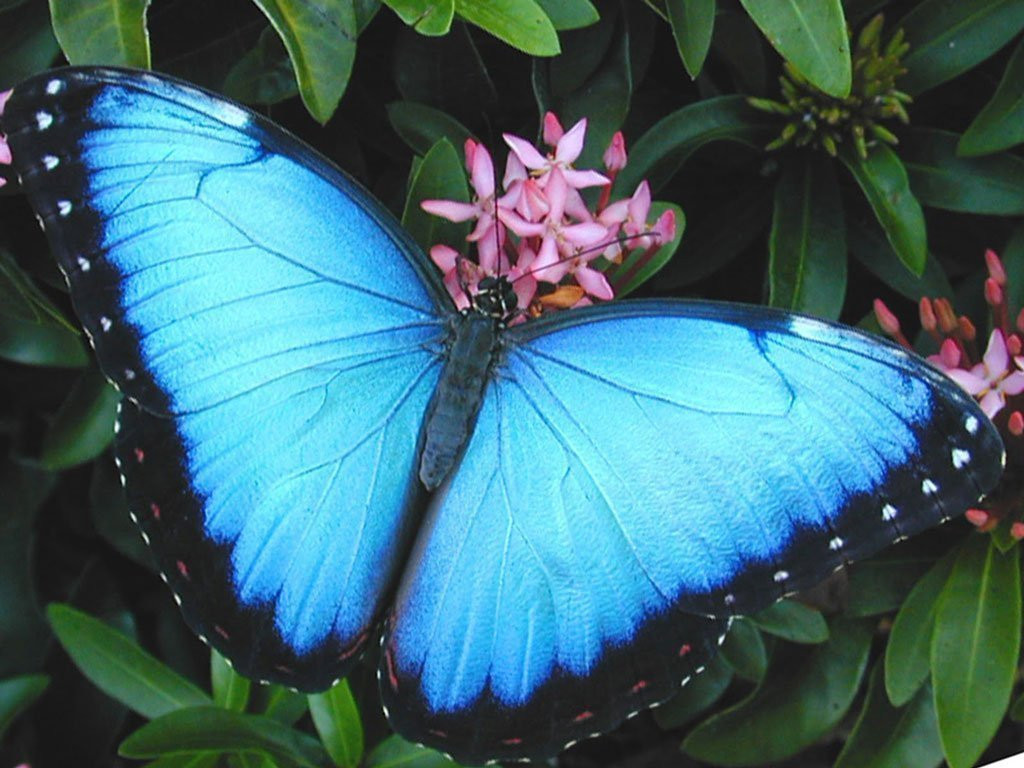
(1009, 410, 1024, 436)
(985, 277, 1003, 308)
(543, 112, 564, 147)
(965, 508, 990, 527)
(873, 299, 901, 336)
(603, 131, 627, 172)
(1012, 522, 1024, 540)
(986, 248, 1006, 284)
(463, 138, 479, 172)
(919, 298, 937, 332)
(938, 338, 961, 369)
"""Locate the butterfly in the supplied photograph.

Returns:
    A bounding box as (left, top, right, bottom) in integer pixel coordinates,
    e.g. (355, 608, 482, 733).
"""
(0, 67, 1003, 765)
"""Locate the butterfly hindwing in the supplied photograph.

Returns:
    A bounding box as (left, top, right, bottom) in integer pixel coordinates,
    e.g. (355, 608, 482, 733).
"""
(382, 301, 1002, 763)
(2, 68, 450, 688)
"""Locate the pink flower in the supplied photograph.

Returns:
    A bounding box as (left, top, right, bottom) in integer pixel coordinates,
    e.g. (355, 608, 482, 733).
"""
(503, 117, 609, 190)
(939, 329, 1024, 418)
(603, 131, 627, 173)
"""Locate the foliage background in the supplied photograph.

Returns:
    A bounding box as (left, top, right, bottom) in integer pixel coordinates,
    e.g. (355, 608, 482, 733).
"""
(1, 0, 1024, 766)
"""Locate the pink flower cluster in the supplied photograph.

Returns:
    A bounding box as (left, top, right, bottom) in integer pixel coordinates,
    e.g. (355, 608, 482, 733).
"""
(875, 249, 1022, 536)
(422, 113, 675, 317)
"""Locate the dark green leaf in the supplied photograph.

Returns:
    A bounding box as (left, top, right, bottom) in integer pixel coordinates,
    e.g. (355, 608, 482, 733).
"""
(48, 0, 151, 67)
(684, 618, 872, 765)
(719, 618, 767, 681)
(844, 555, 931, 618)
(0, 312, 88, 367)
(750, 599, 828, 644)
(262, 686, 308, 724)
(960, 37, 1024, 155)
(768, 154, 846, 319)
(932, 536, 1021, 768)
(839, 144, 926, 275)
(211, 652, 250, 713)
(737, 0, 850, 96)
(119, 707, 328, 768)
(143, 754, 221, 768)
(455, 0, 560, 56)
(1002, 220, 1024, 319)
(387, 101, 473, 157)
(383, 0, 455, 35)
(354, 0, 380, 32)
(308, 680, 363, 768)
(848, 219, 953, 302)
(902, 128, 1024, 215)
(606, 202, 685, 296)
(0, 249, 74, 329)
(615, 95, 773, 194)
(222, 27, 298, 106)
(536, 0, 599, 29)
(0, 1, 60, 91)
(38, 369, 119, 469)
(401, 138, 470, 254)
(899, 0, 1024, 95)
(365, 735, 462, 768)
(48, 603, 212, 719)
(250, 0, 357, 123)
(0, 674, 48, 738)
(653, 654, 733, 730)
(835, 663, 943, 768)
(666, 0, 716, 78)
(710, 8, 768, 94)
(885, 549, 957, 706)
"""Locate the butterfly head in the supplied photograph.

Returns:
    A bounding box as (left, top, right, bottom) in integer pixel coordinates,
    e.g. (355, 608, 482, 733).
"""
(471, 275, 519, 323)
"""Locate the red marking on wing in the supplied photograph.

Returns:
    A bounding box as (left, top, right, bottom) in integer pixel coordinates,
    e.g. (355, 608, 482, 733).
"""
(384, 646, 399, 690)
(214, 625, 230, 640)
(573, 710, 594, 723)
(150, 502, 161, 520)
(176, 560, 189, 579)
(501, 737, 523, 746)
(134, 447, 145, 463)
(630, 680, 648, 694)
(678, 643, 692, 657)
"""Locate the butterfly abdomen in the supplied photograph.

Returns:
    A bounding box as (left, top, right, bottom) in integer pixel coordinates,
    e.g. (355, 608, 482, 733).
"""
(419, 312, 500, 490)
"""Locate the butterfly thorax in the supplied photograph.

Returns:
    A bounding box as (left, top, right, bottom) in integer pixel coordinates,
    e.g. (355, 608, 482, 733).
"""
(419, 310, 502, 490)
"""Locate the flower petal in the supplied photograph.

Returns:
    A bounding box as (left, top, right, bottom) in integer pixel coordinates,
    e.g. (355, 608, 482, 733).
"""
(543, 112, 564, 147)
(979, 389, 1005, 418)
(503, 133, 548, 170)
(574, 265, 615, 300)
(983, 329, 1009, 377)
(430, 244, 459, 272)
(421, 199, 479, 222)
(499, 208, 545, 238)
(562, 168, 611, 189)
(555, 118, 587, 163)
(1002, 370, 1024, 396)
(470, 144, 495, 199)
(563, 222, 609, 247)
(944, 368, 989, 395)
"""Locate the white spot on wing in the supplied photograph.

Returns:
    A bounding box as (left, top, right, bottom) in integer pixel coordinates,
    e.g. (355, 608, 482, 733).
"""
(882, 503, 897, 521)
(45, 79, 64, 95)
(77, 256, 90, 272)
(42, 155, 58, 170)
(922, 478, 938, 494)
(965, 416, 979, 434)
(773, 570, 789, 583)
(952, 448, 970, 469)
(100, 316, 112, 332)
(829, 536, 844, 551)
(35, 111, 53, 130)
(57, 200, 71, 216)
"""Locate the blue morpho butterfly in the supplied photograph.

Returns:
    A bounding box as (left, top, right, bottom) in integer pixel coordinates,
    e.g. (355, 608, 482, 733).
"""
(0, 67, 1004, 764)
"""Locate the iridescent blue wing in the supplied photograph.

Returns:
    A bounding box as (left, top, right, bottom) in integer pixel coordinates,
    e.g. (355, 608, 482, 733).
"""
(381, 301, 1002, 764)
(2, 68, 450, 689)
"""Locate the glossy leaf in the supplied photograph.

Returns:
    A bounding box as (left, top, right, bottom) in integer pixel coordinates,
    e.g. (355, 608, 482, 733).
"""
(250, 0, 357, 123)
(365, 735, 462, 768)
(959, 37, 1024, 156)
(667, 0, 716, 78)
(885, 549, 957, 706)
(835, 663, 943, 768)
(308, 680, 362, 768)
(536, 0, 598, 29)
(737, 0, 850, 96)
(719, 618, 767, 681)
(750, 599, 829, 644)
(899, 0, 1024, 95)
(768, 154, 846, 319)
(844, 555, 931, 618)
(0, 674, 48, 738)
(0, 248, 74, 329)
(847, 219, 953, 303)
(615, 95, 773, 194)
(455, 0, 560, 56)
(902, 128, 1024, 215)
(653, 654, 734, 730)
(262, 686, 309, 725)
(38, 369, 119, 469)
(840, 144, 927, 276)
(48, 0, 151, 67)
(932, 536, 1021, 768)
(222, 27, 298, 106)
(401, 138, 470, 254)
(0, 1, 61, 91)
(0, 312, 88, 367)
(211, 652, 250, 713)
(383, 0, 455, 35)
(605, 202, 685, 296)
(119, 707, 328, 768)
(354, 0, 380, 32)
(684, 618, 872, 765)
(387, 101, 473, 157)
(48, 603, 211, 719)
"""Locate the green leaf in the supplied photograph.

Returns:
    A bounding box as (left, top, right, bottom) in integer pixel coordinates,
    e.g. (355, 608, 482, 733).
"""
(47, 603, 212, 719)
(119, 707, 328, 768)
(262, 686, 308, 725)
(737, 0, 850, 96)
(835, 663, 943, 768)
(848, 219, 953, 303)
(354, 0, 380, 32)
(653, 654, 733, 730)
(222, 27, 298, 106)
(249, 0, 357, 123)
(684, 618, 872, 765)
(839, 144, 927, 276)
(365, 735, 461, 768)
(932, 536, 1021, 768)
(454, 0, 560, 56)
(401, 137, 470, 254)
(0, 312, 88, 367)
(308, 680, 363, 768)
(901, 128, 1024, 215)
(605, 202, 684, 296)
(48, 0, 151, 67)
(750, 599, 828, 644)
(1003, 221, 1024, 320)
(0, 1, 61, 91)
(844, 555, 931, 618)
(0, 674, 48, 738)
(719, 618, 767, 681)
(885, 549, 957, 706)
(666, 0, 716, 78)
(387, 101, 473, 157)
(899, 0, 1024, 95)
(38, 369, 119, 469)
(768, 154, 846, 319)
(535, 0, 598, 30)
(0, 249, 75, 329)
(615, 95, 773, 194)
(382, 0, 455, 35)
(959, 37, 1024, 156)
(211, 652, 250, 713)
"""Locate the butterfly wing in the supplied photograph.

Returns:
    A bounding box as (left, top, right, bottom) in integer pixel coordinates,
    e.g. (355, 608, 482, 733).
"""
(381, 300, 1002, 763)
(2, 68, 450, 689)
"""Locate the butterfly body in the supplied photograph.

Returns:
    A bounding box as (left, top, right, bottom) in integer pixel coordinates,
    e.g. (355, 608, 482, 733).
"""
(0, 67, 1004, 765)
